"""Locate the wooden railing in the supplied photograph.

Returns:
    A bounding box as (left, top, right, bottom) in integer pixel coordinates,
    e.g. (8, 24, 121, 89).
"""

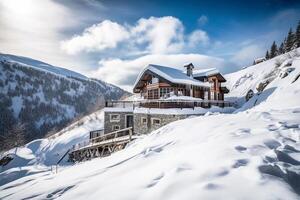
(105, 99, 234, 109)
(90, 127, 133, 144)
(71, 127, 133, 152)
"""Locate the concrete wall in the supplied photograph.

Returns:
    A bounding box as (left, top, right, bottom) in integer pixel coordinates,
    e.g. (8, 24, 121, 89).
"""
(104, 111, 133, 134)
(133, 113, 188, 135)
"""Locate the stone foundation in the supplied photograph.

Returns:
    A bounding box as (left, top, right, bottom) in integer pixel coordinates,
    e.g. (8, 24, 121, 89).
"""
(104, 111, 133, 134)
(133, 113, 188, 135)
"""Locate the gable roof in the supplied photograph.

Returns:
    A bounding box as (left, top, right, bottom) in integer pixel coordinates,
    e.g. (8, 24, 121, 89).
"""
(133, 64, 210, 92)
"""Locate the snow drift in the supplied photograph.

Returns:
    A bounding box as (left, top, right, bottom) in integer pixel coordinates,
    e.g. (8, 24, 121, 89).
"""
(1, 49, 300, 199)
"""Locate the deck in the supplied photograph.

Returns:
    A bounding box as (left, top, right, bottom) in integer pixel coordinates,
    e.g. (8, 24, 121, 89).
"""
(105, 99, 233, 109)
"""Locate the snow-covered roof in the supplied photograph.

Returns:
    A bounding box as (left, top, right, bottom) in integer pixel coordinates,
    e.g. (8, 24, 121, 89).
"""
(254, 57, 266, 62)
(193, 68, 219, 77)
(134, 64, 210, 90)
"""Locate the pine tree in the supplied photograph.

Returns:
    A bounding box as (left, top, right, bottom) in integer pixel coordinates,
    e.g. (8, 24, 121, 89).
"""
(278, 42, 284, 55)
(283, 37, 287, 53)
(295, 21, 300, 48)
(265, 50, 270, 60)
(270, 41, 278, 58)
(285, 28, 295, 52)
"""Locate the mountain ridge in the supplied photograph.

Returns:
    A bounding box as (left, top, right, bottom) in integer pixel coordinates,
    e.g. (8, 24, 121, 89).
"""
(0, 53, 130, 151)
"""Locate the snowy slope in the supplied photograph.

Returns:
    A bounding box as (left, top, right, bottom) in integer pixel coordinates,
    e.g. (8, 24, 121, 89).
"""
(0, 53, 87, 80)
(0, 53, 129, 151)
(225, 48, 300, 109)
(0, 109, 104, 186)
(1, 51, 300, 199)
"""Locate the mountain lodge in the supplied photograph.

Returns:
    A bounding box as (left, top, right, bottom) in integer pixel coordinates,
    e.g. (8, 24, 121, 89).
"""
(69, 63, 233, 162)
(133, 63, 229, 100)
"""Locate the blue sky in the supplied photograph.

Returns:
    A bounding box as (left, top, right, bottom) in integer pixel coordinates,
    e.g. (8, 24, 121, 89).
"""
(0, 0, 299, 90)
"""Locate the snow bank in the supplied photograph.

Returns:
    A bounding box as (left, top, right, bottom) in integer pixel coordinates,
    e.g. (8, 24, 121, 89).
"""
(0, 110, 104, 186)
(1, 107, 299, 199)
(1, 50, 300, 199)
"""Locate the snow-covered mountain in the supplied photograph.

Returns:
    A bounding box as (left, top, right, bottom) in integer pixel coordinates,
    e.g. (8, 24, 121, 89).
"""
(1, 49, 300, 199)
(0, 53, 129, 151)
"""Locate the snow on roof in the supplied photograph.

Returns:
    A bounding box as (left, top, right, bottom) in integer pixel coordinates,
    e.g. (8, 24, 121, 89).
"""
(193, 68, 219, 77)
(134, 64, 210, 89)
(254, 57, 266, 62)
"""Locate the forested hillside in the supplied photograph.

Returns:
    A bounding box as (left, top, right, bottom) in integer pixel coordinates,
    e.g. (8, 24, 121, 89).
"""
(0, 54, 129, 151)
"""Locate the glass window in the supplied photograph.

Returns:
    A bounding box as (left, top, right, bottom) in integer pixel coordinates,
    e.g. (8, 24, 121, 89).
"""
(204, 91, 208, 100)
(112, 125, 120, 131)
(152, 77, 159, 84)
(110, 114, 120, 122)
(141, 117, 147, 124)
(151, 118, 161, 125)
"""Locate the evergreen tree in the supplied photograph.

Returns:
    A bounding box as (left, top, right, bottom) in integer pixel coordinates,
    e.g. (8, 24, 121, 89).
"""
(295, 21, 300, 48)
(283, 37, 287, 53)
(285, 28, 295, 52)
(270, 41, 278, 58)
(265, 50, 270, 60)
(278, 42, 284, 55)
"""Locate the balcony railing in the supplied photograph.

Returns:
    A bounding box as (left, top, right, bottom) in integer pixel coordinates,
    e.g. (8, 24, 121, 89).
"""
(105, 99, 234, 109)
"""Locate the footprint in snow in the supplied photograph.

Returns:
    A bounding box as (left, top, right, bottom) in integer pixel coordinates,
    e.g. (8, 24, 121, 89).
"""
(263, 139, 281, 149)
(232, 159, 249, 168)
(146, 173, 164, 188)
(204, 183, 221, 190)
(260, 112, 273, 121)
(232, 128, 251, 137)
(175, 163, 193, 173)
(235, 145, 247, 153)
(46, 185, 75, 199)
(267, 124, 279, 131)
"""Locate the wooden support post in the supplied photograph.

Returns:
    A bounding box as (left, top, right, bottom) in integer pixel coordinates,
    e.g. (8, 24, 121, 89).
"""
(129, 128, 132, 141)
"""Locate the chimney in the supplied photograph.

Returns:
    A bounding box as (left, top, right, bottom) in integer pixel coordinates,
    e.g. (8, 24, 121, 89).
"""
(184, 63, 194, 77)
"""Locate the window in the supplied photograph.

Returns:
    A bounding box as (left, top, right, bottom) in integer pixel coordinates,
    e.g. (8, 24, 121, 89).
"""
(178, 88, 185, 96)
(211, 91, 215, 100)
(141, 117, 147, 125)
(112, 125, 120, 131)
(148, 89, 159, 99)
(110, 114, 120, 122)
(204, 91, 209, 100)
(151, 118, 161, 125)
(152, 77, 159, 84)
(159, 87, 173, 98)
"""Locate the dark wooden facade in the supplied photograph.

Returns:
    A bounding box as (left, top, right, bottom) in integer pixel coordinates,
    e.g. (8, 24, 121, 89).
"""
(133, 66, 229, 101)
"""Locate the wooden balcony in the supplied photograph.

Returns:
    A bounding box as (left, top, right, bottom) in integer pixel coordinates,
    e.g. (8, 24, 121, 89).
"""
(105, 99, 234, 109)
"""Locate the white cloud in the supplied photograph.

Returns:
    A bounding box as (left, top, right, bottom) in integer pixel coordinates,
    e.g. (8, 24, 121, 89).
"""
(197, 15, 208, 26)
(231, 45, 265, 65)
(61, 20, 130, 55)
(188, 30, 209, 47)
(90, 53, 228, 91)
(61, 16, 192, 55)
(131, 16, 184, 54)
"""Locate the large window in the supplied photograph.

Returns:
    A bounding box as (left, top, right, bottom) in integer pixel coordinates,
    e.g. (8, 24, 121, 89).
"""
(159, 87, 173, 98)
(211, 91, 215, 100)
(148, 89, 159, 99)
(204, 91, 209, 100)
(110, 114, 120, 122)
